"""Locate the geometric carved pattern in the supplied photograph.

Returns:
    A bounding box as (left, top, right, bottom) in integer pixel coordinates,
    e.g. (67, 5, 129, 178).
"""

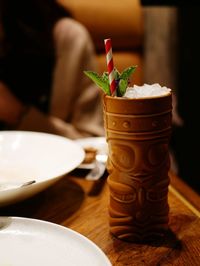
(107, 141, 170, 242)
(104, 94, 172, 242)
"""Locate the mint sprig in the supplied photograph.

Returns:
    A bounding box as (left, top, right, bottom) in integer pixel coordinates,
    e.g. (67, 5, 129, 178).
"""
(84, 71, 110, 95)
(84, 65, 137, 97)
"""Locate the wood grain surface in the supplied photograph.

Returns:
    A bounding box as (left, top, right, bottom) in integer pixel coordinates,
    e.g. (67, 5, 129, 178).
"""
(1, 171, 200, 266)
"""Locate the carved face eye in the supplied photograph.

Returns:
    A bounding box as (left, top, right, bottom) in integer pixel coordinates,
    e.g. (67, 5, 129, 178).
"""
(108, 179, 137, 203)
(148, 143, 168, 166)
(110, 143, 135, 170)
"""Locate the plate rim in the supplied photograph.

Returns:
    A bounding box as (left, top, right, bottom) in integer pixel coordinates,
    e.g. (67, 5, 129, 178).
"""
(75, 137, 107, 169)
(0, 216, 111, 266)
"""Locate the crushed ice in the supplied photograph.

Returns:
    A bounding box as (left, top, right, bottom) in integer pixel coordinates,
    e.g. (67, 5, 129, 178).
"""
(123, 83, 171, 98)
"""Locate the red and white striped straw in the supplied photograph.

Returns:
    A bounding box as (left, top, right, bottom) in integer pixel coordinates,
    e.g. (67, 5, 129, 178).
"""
(104, 38, 116, 95)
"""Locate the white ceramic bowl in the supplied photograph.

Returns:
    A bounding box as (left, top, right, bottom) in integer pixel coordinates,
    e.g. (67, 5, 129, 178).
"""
(0, 131, 85, 207)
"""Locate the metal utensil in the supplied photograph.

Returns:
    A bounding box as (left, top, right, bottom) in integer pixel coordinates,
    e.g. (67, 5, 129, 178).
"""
(85, 154, 108, 181)
(0, 180, 36, 191)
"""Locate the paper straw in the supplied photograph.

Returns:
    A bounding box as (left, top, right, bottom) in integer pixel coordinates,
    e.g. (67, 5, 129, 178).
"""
(104, 38, 116, 95)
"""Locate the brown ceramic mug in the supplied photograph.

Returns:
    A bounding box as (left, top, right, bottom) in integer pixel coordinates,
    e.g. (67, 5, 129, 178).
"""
(103, 92, 172, 243)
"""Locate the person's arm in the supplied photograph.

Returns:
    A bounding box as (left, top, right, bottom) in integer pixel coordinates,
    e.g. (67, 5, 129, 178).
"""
(0, 81, 28, 127)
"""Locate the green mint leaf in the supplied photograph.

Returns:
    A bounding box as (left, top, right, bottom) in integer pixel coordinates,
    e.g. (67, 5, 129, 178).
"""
(118, 79, 128, 96)
(84, 71, 110, 95)
(114, 68, 120, 80)
(120, 66, 137, 81)
(84, 65, 138, 97)
(102, 72, 109, 83)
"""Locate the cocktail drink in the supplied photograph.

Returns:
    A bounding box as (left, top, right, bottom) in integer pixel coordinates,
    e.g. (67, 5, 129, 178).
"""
(84, 38, 172, 243)
(103, 87, 172, 242)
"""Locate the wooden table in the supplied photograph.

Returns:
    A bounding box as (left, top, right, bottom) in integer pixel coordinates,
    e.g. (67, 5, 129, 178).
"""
(1, 170, 200, 265)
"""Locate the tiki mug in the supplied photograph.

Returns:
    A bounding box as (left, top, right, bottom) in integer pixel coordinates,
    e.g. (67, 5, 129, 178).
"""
(103, 93, 172, 243)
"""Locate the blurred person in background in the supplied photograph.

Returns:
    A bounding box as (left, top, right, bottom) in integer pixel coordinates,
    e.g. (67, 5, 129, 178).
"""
(0, 0, 104, 139)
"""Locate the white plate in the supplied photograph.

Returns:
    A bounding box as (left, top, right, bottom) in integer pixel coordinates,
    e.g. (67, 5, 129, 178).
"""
(0, 217, 111, 266)
(75, 137, 108, 169)
(0, 131, 85, 207)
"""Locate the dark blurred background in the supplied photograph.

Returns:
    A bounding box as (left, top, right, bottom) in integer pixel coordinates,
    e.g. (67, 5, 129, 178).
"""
(142, 2, 200, 193)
